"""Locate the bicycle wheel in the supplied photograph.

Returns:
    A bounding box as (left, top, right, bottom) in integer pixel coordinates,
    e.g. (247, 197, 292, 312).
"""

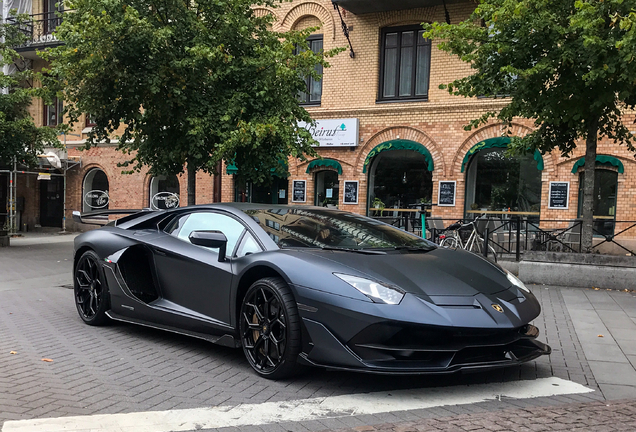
(440, 236, 459, 248)
(468, 238, 498, 263)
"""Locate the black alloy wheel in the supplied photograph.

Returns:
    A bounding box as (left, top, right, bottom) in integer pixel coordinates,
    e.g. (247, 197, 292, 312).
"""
(74, 250, 109, 326)
(240, 277, 302, 379)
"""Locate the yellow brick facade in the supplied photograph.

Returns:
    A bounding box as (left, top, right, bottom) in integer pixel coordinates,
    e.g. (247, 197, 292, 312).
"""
(11, 0, 636, 237)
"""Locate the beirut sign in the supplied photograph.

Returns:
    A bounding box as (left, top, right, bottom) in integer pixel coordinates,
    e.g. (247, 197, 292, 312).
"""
(298, 118, 359, 147)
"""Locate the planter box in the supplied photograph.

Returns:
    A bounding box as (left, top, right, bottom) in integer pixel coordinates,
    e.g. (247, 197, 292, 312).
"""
(519, 251, 636, 290)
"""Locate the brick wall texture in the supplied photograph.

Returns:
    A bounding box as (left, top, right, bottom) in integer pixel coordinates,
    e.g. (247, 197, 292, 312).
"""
(17, 0, 636, 234)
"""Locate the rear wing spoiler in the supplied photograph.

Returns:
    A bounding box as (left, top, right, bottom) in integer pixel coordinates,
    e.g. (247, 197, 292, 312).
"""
(72, 209, 154, 226)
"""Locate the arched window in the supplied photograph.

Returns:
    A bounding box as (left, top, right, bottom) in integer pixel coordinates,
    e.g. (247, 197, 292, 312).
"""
(82, 168, 109, 212)
(465, 148, 542, 214)
(368, 149, 433, 212)
(149, 175, 180, 209)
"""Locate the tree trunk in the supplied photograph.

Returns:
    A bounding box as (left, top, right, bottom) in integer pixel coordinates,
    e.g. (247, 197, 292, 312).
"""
(213, 161, 222, 202)
(581, 119, 598, 252)
(187, 162, 196, 206)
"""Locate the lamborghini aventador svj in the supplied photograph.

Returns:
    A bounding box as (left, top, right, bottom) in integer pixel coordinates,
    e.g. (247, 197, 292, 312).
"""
(72, 204, 550, 379)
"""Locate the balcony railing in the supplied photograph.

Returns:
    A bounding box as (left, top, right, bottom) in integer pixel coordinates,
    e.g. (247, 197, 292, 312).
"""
(6, 11, 63, 50)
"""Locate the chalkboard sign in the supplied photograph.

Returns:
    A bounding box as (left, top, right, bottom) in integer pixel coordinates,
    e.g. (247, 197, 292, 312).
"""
(343, 181, 358, 204)
(548, 181, 569, 209)
(437, 181, 456, 206)
(291, 180, 306, 203)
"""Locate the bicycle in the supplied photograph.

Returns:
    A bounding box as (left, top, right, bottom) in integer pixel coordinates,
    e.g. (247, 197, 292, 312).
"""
(438, 217, 498, 262)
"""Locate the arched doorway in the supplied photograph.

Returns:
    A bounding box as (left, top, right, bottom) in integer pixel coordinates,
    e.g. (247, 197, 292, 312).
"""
(314, 170, 339, 207)
(149, 175, 180, 209)
(573, 156, 623, 236)
(364, 140, 434, 214)
(463, 138, 543, 215)
(82, 168, 109, 212)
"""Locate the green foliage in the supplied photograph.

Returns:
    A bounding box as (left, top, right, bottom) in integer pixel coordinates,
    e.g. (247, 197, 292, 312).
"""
(0, 14, 60, 167)
(47, 0, 344, 186)
(423, 0, 636, 157)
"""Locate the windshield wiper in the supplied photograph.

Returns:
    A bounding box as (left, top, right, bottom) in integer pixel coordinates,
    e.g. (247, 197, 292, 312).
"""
(319, 246, 387, 255)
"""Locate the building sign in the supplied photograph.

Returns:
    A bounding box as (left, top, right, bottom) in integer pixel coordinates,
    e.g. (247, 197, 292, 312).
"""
(37, 173, 51, 181)
(298, 118, 359, 147)
(292, 180, 306, 203)
(548, 182, 570, 209)
(151, 192, 180, 210)
(343, 181, 359, 205)
(83, 190, 110, 209)
(438, 181, 456, 206)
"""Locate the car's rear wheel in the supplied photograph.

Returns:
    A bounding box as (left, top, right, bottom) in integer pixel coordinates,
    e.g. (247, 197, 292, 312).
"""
(74, 250, 110, 326)
(239, 277, 302, 379)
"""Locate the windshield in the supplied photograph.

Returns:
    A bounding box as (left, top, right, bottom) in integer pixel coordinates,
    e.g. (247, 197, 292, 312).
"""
(243, 207, 436, 250)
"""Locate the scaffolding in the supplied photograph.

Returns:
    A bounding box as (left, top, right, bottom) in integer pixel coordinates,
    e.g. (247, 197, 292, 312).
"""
(1, 155, 81, 234)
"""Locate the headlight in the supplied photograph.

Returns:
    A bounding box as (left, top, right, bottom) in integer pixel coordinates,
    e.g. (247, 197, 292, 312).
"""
(334, 273, 405, 304)
(505, 269, 530, 293)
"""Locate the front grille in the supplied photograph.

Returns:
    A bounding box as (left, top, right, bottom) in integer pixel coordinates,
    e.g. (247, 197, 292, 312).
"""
(347, 322, 540, 368)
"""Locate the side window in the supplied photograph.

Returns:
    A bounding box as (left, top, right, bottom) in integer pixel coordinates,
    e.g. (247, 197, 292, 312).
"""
(296, 35, 323, 105)
(235, 232, 262, 258)
(170, 212, 246, 255)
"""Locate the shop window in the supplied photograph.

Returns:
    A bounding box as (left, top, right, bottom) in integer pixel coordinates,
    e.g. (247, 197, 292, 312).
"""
(314, 170, 339, 207)
(82, 168, 109, 212)
(577, 169, 617, 236)
(149, 175, 180, 209)
(44, 97, 63, 126)
(464, 148, 542, 214)
(379, 26, 431, 102)
(235, 177, 288, 205)
(368, 150, 432, 212)
(296, 35, 323, 105)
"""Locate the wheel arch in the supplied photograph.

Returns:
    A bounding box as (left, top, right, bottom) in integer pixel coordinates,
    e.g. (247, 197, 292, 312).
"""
(74, 245, 94, 273)
(234, 265, 287, 328)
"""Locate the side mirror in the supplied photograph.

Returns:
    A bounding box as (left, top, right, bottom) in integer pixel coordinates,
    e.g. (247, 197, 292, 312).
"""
(188, 230, 228, 261)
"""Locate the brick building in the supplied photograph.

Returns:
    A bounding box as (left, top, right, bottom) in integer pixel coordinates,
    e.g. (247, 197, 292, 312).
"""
(4, 0, 635, 237)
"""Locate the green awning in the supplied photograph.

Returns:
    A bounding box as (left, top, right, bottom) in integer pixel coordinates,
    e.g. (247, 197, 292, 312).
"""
(306, 158, 343, 174)
(362, 139, 434, 173)
(571, 155, 625, 174)
(460, 137, 544, 172)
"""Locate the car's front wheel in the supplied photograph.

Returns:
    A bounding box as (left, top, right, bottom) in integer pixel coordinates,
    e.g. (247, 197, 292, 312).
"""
(74, 250, 110, 326)
(239, 277, 302, 379)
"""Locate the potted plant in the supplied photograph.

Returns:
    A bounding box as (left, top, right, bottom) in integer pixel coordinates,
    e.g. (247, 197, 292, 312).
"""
(372, 197, 385, 216)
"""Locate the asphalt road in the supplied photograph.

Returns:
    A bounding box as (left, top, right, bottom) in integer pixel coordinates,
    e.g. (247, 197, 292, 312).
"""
(1, 234, 634, 432)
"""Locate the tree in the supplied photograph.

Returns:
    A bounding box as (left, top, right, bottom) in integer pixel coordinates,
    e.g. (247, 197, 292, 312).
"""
(423, 0, 636, 251)
(0, 14, 60, 168)
(48, 0, 342, 205)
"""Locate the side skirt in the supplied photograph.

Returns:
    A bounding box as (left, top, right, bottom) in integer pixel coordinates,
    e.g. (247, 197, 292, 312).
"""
(106, 311, 240, 348)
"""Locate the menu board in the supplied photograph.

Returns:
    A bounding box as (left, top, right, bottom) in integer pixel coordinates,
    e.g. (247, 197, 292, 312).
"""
(437, 181, 456, 206)
(548, 181, 569, 209)
(343, 181, 358, 204)
(291, 180, 306, 203)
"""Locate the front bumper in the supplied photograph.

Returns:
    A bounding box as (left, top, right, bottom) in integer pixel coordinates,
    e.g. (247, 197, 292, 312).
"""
(293, 286, 551, 374)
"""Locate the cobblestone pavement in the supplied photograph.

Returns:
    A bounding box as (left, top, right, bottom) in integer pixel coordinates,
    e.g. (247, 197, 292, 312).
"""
(1, 235, 633, 432)
(315, 399, 636, 432)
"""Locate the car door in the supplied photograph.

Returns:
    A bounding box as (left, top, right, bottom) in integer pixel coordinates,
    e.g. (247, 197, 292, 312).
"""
(148, 211, 247, 328)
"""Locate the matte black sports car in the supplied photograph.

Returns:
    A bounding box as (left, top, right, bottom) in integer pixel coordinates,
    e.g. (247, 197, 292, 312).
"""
(72, 204, 550, 379)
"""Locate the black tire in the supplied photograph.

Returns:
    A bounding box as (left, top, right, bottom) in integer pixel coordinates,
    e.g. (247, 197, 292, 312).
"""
(239, 277, 302, 379)
(74, 250, 110, 326)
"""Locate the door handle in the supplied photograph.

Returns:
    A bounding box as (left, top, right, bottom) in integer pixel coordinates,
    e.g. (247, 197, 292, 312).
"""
(154, 249, 167, 256)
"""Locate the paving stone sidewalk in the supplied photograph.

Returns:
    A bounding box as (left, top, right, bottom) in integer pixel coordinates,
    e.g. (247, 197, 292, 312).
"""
(317, 399, 636, 432)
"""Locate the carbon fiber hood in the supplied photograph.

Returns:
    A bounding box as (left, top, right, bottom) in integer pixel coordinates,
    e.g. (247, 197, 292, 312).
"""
(301, 247, 512, 297)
